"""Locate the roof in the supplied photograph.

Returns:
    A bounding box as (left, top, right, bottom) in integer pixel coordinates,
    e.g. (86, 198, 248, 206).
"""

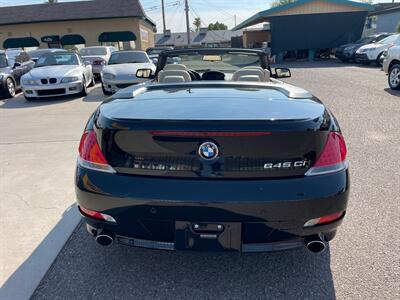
(155, 30, 243, 47)
(0, 0, 156, 27)
(233, 0, 373, 30)
(369, 3, 400, 16)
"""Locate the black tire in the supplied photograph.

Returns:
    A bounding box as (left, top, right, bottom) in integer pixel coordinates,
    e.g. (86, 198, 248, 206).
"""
(3, 77, 16, 99)
(102, 83, 112, 95)
(376, 53, 383, 67)
(388, 64, 400, 90)
(80, 78, 88, 97)
(88, 75, 95, 87)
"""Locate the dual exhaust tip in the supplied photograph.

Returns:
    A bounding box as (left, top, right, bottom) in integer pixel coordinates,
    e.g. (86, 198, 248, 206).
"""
(94, 230, 115, 247)
(305, 235, 326, 253)
(93, 230, 326, 253)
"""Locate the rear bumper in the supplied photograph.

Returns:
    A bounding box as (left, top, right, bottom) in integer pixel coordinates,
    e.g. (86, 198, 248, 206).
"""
(75, 166, 349, 252)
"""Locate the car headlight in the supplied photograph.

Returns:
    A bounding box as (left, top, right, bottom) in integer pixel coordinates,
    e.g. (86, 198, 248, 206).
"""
(102, 73, 116, 80)
(61, 76, 79, 83)
(344, 46, 354, 52)
(22, 79, 37, 85)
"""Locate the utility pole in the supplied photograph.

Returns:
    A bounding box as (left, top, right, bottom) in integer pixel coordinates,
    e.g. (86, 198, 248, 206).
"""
(234, 14, 237, 27)
(161, 0, 166, 33)
(185, 0, 191, 46)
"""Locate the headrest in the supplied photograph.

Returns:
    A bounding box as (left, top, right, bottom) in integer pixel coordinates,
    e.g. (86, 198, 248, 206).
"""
(162, 76, 186, 83)
(158, 70, 191, 83)
(237, 75, 261, 82)
(164, 64, 187, 71)
(232, 68, 270, 82)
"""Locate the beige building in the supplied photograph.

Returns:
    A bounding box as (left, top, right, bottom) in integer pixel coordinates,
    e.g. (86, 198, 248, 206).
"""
(0, 0, 156, 51)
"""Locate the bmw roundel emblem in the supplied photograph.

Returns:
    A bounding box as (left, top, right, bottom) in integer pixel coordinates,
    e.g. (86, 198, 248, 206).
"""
(198, 142, 219, 160)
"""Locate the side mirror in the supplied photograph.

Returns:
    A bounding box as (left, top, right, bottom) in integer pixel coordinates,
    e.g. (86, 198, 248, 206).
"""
(13, 62, 21, 68)
(274, 67, 291, 78)
(136, 68, 153, 79)
(151, 58, 158, 65)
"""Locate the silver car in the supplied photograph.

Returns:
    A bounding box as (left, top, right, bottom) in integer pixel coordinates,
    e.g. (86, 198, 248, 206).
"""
(79, 46, 117, 79)
(21, 52, 94, 100)
(101, 50, 156, 95)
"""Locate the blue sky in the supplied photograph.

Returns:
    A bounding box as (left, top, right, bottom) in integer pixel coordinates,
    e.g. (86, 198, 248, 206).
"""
(0, 0, 396, 32)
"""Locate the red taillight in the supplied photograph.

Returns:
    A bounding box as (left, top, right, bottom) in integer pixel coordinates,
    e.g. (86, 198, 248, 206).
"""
(79, 206, 116, 223)
(305, 132, 348, 176)
(78, 130, 115, 173)
(314, 132, 347, 167)
(92, 60, 104, 65)
(304, 211, 344, 227)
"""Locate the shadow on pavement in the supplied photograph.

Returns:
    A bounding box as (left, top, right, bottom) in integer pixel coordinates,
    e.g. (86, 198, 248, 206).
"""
(384, 88, 400, 96)
(32, 222, 336, 300)
(0, 204, 81, 300)
(82, 86, 105, 102)
(0, 85, 103, 109)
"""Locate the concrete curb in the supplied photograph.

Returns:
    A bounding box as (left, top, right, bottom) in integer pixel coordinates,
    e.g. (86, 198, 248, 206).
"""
(0, 205, 81, 300)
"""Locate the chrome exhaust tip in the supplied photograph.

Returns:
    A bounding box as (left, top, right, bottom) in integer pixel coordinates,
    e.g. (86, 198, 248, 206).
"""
(94, 231, 115, 247)
(305, 235, 326, 253)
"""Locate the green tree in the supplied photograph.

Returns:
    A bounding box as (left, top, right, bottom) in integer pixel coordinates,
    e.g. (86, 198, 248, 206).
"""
(271, 0, 296, 8)
(46, 0, 58, 3)
(193, 18, 201, 32)
(207, 22, 228, 31)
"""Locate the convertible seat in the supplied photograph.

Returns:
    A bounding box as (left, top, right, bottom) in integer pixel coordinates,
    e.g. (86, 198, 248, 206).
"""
(164, 64, 188, 71)
(158, 69, 191, 83)
(232, 67, 270, 82)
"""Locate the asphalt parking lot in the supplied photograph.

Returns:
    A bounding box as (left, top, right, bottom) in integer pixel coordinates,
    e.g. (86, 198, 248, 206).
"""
(1, 60, 400, 299)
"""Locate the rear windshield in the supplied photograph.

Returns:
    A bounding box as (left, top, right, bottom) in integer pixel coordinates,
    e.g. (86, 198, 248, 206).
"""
(108, 51, 150, 65)
(80, 47, 107, 56)
(0, 54, 7, 68)
(165, 52, 262, 73)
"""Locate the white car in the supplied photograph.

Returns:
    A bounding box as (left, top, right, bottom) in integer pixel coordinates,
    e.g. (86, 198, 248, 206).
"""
(21, 52, 94, 100)
(101, 50, 156, 95)
(79, 46, 117, 79)
(383, 38, 400, 90)
(355, 34, 399, 66)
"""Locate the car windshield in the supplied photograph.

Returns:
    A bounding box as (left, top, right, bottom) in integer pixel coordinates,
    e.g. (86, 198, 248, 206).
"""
(379, 34, 399, 45)
(79, 47, 108, 56)
(355, 37, 374, 44)
(35, 53, 79, 67)
(108, 51, 150, 64)
(164, 51, 262, 73)
(0, 54, 7, 68)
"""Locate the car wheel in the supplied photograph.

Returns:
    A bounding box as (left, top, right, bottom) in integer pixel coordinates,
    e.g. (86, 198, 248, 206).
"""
(376, 53, 383, 67)
(388, 64, 400, 90)
(80, 78, 88, 96)
(4, 78, 16, 98)
(88, 75, 95, 87)
(102, 83, 112, 95)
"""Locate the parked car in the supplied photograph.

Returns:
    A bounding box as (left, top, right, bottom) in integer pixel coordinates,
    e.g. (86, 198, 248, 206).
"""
(21, 52, 94, 100)
(79, 46, 117, 79)
(146, 47, 173, 64)
(76, 48, 349, 254)
(0, 49, 34, 99)
(101, 50, 156, 95)
(355, 34, 400, 66)
(335, 33, 393, 62)
(28, 48, 67, 63)
(383, 38, 400, 90)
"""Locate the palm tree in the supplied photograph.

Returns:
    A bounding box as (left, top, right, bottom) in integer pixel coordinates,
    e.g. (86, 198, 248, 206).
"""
(46, 0, 58, 3)
(193, 18, 201, 32)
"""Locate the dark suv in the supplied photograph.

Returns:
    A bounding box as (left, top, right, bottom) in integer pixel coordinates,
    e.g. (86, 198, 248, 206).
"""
(0, 49, 34, 99)
(335, 33, 393, 62)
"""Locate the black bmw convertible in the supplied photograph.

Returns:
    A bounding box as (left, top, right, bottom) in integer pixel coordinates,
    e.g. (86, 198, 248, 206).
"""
(75, 48, 349, 253)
